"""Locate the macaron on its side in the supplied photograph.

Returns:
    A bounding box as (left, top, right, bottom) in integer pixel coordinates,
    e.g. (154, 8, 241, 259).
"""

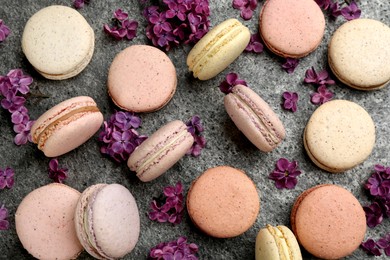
(186, 166, 260, 238)
(259, 0, 325, 58)
(107, 45, 177, 113)
(224, 85, 285, 152)
(21, 5, 94, 80)
(128, 120, 194, 182)
(31, 96, 104, 157)
(255, 225, 302, 260)
(303, 99, 375, 172)
(328, 19, 390, 90)
(187, 18, 250, 80)
(15, 183, 83, 260)
(290, 184, 366, 259)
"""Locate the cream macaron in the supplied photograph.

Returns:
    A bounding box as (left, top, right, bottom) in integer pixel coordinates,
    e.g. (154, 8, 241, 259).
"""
(187, 18, 250, 80)
(328, 18, 390, 90)
(22, 5, 94, 80)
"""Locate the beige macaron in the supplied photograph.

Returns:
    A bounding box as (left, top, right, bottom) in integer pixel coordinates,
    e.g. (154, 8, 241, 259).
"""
(22, 5, 94, 80)
(328, 19, 390, 90)
(304, 100, 375, 172)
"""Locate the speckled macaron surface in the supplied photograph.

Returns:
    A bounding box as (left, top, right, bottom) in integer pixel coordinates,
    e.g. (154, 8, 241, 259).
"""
(290, 184, 366, 259)
(108, 45, 177, 112)
(15, 183, 82, 260)
(186, 166, 260, 238)
(22, 5, 94, 80)
(304, 99, 375, 172)
(328, 19, 390, 90)
(259, 0, 325, 58)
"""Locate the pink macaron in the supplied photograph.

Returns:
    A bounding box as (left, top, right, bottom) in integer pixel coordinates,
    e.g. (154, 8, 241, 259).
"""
(107, 45, 177, 113)
(31, 96, 103, 157)
(259, 0, 325, 58)
(74, 183, 140, 259)
(224, 85, 285, 152)
(15, 183, 83, 260)
(127, 120, 194, 182)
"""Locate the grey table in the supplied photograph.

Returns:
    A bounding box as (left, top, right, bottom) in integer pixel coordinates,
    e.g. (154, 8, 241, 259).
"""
(0, 0, 389, 259)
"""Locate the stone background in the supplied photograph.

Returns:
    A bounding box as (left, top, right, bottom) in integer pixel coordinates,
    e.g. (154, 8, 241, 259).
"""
(0, 0, 389, 259)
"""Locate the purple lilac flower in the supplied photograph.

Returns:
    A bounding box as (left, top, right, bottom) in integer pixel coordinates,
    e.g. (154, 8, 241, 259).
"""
(186, 116, 206, 157)
(315, 0, 332, 10)
(148, 236, 199, 260)
(282, 91, 298, 112)
(13, 119, 34, 145)
(48, 159, 68, 183)
(310, 85, 334, 105)
(219, 72, 247, 94)
(0, 19, 11, 43)
(0, 204, 10, 230)
(377, 233, 390, 256)
(7, 69, 32, 95)
(340, 1, 361, 21)
(281, 58, 299, 74)
(304, 67, 335, 86)
(149, 182, 185, 225)
(0, 167, 15, 189)
(245, 33, 263, 53)
(73, 0, 90, 9)
(328, 1, 341, 19)
(364, 201, 384, 228)
(104, 9, 138, 41)
(361, 239, 382, 256)
(98, 111, 147, 163)
(269, 158, 302, 189)
(365, 165, 390, 199)
(232, 0, 258, 20)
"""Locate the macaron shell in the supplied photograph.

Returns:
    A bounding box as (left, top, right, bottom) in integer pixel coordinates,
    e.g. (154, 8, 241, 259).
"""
(89, 184, 140, 258)
(186, 166, 260, 238)
(328, 19, 390, 90)
(15, 183, 82, 260)
(127, 120, 194, 182)
(187, 18, 250, 80)
(108, 45, 177, 112)
(224, 85, 285, 152)
(290, 185, 366, 259)
(259, 0, 325, 58)
(277, 225, 302, 260)
(22, 5, 94, 78)
(304, 100, 375, 172)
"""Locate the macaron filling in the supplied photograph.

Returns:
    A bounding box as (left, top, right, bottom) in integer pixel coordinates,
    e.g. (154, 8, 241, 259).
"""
(267, 225, 293, 260)
(230, 88, 282, 147)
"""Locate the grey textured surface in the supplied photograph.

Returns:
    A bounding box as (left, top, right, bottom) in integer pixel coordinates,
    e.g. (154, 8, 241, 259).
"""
(0, 0, 389, 259)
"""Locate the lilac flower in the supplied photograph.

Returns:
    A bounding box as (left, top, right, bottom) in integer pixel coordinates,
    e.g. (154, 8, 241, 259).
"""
(361, 239, 382, 256)
(114, 111, 141, 130)
(148, 200, 170, 223)
(315, 0, 332, 10)
(281, 58, 299, 74)
(364, 202, 384, 228)
(143, 6, 160, 20)
(13, 120, 34, 145)
(0, 204, 10, 230)
(148, 236, 199, 260)
(0, 167, 15, 189)
(104, 9, 138, 41)
(377, 233, 390, 256)
(164, 181, 184, 206)
(150, 12, 172, 35)
(269, 158, 302, 189)
(304, 67, 335, 86)
(232, 0, 258, 20)
(0, 19, 11, 43)
(186, 116, 206, 157)
(340, 1, 361, 21)
(165, 2, 187, 21)
(310, 85, 334, 105)
(245, 33, 263, 53)
(219, 72, 247, 94)
(0, 76, 12, 96)
(11, 106, 29, 125)
(365, 166, 390, 199)
(48, 159, 68, 183)
(7, 69, 32, 95)
(282, 91, 298, 112)
(1, 92, 26, 113)
(375, 164, 390, 179)
(328, 1, 341, 19)
(73, 0, 90, 9)
(121, 20, 138, 40)
(114, 9, 129, 21)
(111, 131, 136, 155)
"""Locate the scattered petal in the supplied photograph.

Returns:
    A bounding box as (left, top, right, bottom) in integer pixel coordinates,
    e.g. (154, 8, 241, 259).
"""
(282, 91, 298, 112)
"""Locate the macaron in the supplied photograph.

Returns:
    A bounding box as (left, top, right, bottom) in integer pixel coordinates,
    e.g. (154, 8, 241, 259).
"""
(108, 45, 177, 112)
(31, 96, 104, 157)
(303, 99, 375, 172)
(259, 0, 325, 58)
(128, 120, 194, 182)
(255, 224, 302, 260)
(187, 18, 250, 80)
(328, 18, 390, 90)
(15, 183, 83, 260)
(186, 166, 260, 238)
(22, 5, 94, 80)
(74, 184, 140, 259)
(290, 184, 366, 259)
(224, 84, 285, 152)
